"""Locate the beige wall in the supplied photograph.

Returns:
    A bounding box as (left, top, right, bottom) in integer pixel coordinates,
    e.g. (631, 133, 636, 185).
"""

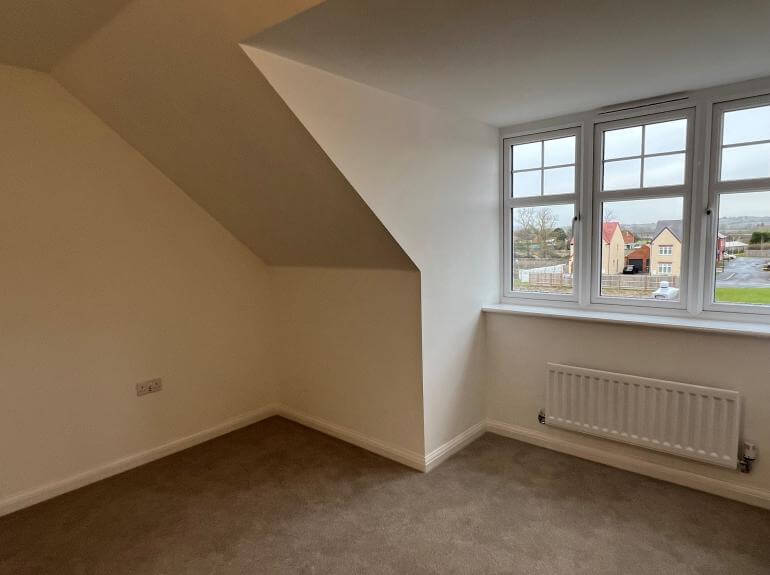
(486, 313, 770, 504)
(245, 47, 499, 453)
(650, 228, 682, 276)
(0, 65, 277, 503)
(270, 267, 424, 455)
(51, 0, 413, 270)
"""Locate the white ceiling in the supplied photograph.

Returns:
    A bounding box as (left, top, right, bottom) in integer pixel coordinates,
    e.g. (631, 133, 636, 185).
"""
(249, 0, 770, 127)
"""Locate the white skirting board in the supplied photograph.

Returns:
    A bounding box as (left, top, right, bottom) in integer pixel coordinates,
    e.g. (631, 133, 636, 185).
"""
(0, 404, 281, 518)
(424, 421, 487, 472)
(276, 406, 426, 471)
(3, 409, 767, 517)
(486, 419, 770, 510)
(0, 403, 484, 518)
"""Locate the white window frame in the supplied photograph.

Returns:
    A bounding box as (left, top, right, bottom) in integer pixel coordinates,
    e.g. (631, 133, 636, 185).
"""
(502, 127, 581, 303)
(592, 108, 695, 311)
(498, 75, 770, 325)
(659, 245, 673, 256)
(658, 263, 673, 274)
(703, 93, 770, 316)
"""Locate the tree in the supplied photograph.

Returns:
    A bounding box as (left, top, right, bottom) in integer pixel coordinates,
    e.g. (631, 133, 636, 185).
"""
(516, 207, 558, 258)
(551, 227, 567, 246)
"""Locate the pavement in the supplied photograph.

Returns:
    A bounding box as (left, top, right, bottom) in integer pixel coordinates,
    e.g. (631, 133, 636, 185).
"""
(716, 256, 770, 288)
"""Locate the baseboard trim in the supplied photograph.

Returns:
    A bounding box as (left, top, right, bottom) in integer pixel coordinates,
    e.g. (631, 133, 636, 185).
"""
(424, 421, 487, 472)
(487, 419, 770, 510)
(0, 404, 280, 518)
(6, 409, 765, 517)
(275, 405, 426, 471)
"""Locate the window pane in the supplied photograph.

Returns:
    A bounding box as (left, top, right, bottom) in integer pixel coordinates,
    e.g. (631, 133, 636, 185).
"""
(643, 153, 685, 187)
(720, 143, 770, 181)
(645, 119, 687, 154)
(603, 158, 641, 190)
(543, 166, 575, 195)
(544, 136, 575, 167)
(599, 197, 683, 301)
(723, 105, 770, 145)
(512, 204, 574, 294)
(513, 170, 541, 197)
(714, 190, 770, 306)
(604, 126, 642, 160)
(513, 142, 541, 170)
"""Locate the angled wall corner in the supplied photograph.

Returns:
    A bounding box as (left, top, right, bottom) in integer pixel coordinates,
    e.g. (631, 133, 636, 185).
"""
(242, 45, 500, 453)
(0, 63, 279, 507)
(50, 0, 414, 271)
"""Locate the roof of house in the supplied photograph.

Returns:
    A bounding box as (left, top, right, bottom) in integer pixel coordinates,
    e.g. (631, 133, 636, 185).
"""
(626, 244, 650, 260)
(652, 220, 683, 243)
(622, 230, 635, 244)
(602, 221, 621, 244)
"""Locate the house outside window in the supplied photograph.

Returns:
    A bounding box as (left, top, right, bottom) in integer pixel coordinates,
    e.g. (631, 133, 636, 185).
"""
(500, 79, 770, 321)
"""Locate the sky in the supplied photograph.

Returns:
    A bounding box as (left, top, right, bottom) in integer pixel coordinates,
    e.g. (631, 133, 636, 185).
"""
(512, 108, 770, 228)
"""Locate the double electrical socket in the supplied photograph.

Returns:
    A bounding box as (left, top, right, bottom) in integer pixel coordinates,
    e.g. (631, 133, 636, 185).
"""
(136, 378, 162, 396)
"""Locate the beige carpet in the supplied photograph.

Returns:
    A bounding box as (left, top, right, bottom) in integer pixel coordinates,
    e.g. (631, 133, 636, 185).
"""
(1, 416, 768, 574)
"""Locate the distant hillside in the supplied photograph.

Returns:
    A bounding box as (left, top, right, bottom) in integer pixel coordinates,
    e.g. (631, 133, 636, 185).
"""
(717, 216, 770, 232)
(621, 216, 770, 239)
(624, 222, 657, 238)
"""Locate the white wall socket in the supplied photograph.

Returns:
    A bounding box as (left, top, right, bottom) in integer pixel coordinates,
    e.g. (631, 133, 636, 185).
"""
(136, 378, 162, 396)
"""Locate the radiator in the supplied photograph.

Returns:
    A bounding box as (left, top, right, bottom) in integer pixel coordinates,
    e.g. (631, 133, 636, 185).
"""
(545, 363, 741, 468)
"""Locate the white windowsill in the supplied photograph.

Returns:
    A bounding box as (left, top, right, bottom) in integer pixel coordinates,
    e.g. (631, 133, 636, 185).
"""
(482, 303, 770, 338)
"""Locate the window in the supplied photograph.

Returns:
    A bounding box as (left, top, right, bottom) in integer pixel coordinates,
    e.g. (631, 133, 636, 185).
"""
(504, 129, 579, 299)
(707, 97, 770, 311)
(594, 111, 692, 305)
(499, 77, 770, 321)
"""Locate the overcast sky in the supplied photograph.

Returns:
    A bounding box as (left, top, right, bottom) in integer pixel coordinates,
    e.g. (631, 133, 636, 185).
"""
(515, 190, 770, 231)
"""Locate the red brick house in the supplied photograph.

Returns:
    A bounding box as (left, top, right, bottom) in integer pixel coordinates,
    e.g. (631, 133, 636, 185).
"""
(625, 244, 650, 273)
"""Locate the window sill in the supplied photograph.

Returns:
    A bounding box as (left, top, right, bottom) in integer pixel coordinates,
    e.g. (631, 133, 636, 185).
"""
(482, 303, 770, 338)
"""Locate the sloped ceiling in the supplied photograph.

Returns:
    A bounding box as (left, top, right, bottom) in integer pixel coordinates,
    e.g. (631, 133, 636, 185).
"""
(248, 0, 770, 127)
(0, 0, 132, 71)
(46, 0, 414, 270)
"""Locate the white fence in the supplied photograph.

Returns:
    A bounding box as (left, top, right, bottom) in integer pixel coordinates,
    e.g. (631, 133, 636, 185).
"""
(520, 272, 679, 293)
(519, 264, 567, 283)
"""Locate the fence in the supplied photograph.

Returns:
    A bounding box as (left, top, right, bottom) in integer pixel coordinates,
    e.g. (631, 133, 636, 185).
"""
(525, 272, 573, 288)
(746, 250, 770, 258)
(522, 272, 679, 293)
(600, 274, 679, 293)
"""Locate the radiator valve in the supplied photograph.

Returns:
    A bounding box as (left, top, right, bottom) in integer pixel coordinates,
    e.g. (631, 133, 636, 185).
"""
(739, 440, 758, 473)
(537, 409, 546, 424)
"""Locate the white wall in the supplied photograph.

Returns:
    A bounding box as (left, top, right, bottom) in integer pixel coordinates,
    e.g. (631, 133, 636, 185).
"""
(244, 47, 500, 453)
(0, 65, 277, 507)
(486, 313, 770, 506)
(270, 267, 424, 457)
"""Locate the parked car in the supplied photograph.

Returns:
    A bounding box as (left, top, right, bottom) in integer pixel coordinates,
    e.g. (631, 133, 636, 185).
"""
(723, 253, 736, 260)
(622, 265, 637, 274)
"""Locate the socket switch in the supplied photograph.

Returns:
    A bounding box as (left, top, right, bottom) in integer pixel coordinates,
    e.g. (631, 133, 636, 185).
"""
(136, 378, 162, 396)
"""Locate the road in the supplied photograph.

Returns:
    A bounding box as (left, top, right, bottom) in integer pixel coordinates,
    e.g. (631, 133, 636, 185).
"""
(716, 257, 770, 288)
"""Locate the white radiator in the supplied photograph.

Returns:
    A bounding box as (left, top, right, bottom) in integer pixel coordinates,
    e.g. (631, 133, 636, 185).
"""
(545, 363, 741, 468)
